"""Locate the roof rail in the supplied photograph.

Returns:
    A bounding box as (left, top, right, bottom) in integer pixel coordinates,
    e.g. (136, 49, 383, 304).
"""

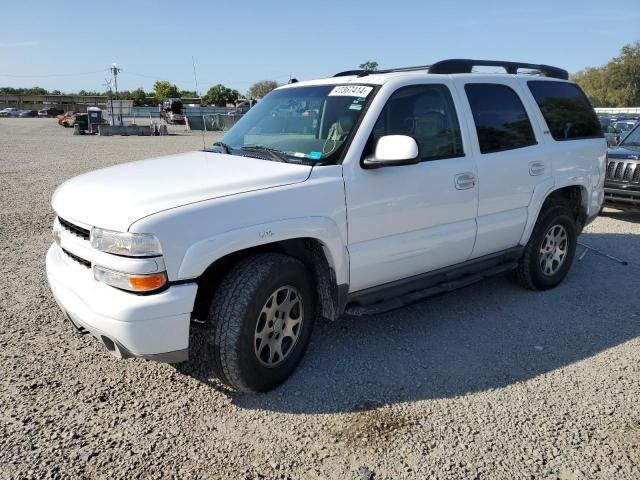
(333, 59, 569, 80)
(334, 64, 433, 77)
(428, 59, 569, 80)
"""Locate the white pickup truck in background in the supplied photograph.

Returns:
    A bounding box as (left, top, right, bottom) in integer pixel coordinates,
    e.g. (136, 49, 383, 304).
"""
(46, 59, 606, 393)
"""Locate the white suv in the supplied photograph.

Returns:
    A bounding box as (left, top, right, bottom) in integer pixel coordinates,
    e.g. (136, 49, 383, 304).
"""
(46, 59, 606, 393)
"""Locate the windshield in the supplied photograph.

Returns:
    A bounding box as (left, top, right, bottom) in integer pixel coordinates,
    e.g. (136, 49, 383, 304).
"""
(209, 84, 375, 164)
(620, 123, 640, 147)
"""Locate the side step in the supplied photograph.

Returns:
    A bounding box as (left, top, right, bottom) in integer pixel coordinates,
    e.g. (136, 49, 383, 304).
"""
(345, 261, 518, 316)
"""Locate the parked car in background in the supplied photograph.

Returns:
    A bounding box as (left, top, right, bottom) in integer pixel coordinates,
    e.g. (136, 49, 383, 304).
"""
(18, 110, 39, 118)
(0, 107, 19, 117)
(605, 121, 640, 210)
(39, 106, 65, 118)
(612, 120, 636, 134)
(604, 124, 626, 146)
(160, 98, 184, 124)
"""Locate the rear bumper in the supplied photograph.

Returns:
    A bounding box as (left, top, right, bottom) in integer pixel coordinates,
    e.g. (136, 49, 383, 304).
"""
(46, 244, 198, 363)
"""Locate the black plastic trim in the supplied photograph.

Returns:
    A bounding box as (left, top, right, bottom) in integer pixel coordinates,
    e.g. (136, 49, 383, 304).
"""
(347, 247, 524, 309)
(333, 59, 569, 80)
(429, 59, 569, 80)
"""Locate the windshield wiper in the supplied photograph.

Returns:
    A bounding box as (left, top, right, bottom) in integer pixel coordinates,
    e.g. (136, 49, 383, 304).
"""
(212, 141, 233, 154)
(241, 145, 290, 162)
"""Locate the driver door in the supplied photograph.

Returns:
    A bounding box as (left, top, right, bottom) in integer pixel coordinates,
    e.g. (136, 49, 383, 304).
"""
(343, 82, 478, 292)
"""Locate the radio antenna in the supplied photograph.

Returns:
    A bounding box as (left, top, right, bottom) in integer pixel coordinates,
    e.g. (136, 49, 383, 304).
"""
(192, 56, 206, 150)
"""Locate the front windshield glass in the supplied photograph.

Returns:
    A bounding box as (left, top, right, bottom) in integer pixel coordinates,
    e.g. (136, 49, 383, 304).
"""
(620, 124, 640, 147)
(209, 84, 375, 164)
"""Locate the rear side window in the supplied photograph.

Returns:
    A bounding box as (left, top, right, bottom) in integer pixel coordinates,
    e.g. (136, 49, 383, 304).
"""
(527, 81, 603, 140)
(465, 84, 537, 154)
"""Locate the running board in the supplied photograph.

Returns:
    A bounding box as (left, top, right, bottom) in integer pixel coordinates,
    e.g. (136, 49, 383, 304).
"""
(345, 260, 519, 316)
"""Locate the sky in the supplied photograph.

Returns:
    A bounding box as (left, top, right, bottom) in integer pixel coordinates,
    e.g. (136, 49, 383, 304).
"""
(0, 0, 638, 95)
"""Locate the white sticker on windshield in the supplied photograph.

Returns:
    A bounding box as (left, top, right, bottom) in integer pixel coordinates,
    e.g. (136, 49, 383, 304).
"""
(328, 85, 373, 97)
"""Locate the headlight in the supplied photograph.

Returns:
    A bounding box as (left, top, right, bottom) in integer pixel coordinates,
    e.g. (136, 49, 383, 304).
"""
(94, 266, 167, 293)
(90, 228, 162, 257)
(52, 218, 63, 246)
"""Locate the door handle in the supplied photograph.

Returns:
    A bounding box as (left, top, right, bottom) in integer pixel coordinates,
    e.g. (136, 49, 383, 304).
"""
(529, 161, 545, 176)
(455, 172, 476, 190)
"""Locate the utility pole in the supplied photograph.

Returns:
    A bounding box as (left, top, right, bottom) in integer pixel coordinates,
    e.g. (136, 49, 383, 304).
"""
(110, 63, 122, 126)
(103, 79, 115, 126)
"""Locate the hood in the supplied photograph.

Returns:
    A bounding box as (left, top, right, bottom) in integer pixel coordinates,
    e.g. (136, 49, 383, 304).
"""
(52, 151, 312, 231)
(608, 145, 640, 159)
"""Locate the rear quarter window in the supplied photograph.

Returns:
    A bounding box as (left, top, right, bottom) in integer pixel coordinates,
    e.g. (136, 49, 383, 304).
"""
(527, 81, 603, 141)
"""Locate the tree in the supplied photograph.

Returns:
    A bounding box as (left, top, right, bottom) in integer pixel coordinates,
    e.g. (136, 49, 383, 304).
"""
(359, 60, 379, 71)
(179, 89, 197, 98)
(247, 80, 279, 99)
(131, 87, 149, 106)
(573, 41, 640, 107)
(203, 84, 239, 106)
(153, 80, 180, 101)
(50, 89, 61, 95)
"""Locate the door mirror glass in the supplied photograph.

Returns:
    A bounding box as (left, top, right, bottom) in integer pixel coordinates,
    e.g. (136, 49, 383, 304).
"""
(364, 135, 419, 168)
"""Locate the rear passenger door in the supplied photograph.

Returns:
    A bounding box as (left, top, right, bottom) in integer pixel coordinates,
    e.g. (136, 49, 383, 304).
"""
(456, 80, 551, 258)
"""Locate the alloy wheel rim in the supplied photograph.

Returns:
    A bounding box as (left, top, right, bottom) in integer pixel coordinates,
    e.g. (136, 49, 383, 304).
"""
(539, 224, 568, 276)
(254, 285, 304, 367)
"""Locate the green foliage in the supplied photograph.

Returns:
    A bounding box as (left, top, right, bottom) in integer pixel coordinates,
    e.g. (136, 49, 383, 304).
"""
(573, 41, 640, 107)
(359, 60, 379, 71)
(247, 80, 279, 99)
(130, 88, 151, 106)
(0, 86, 50, 95)
(179, 90, 197, 98)
(153, 80, 180, 101)
(203, 84, 240, 106)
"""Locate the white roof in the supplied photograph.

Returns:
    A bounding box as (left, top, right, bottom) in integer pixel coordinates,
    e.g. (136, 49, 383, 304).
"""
(279, 70, 569, 90)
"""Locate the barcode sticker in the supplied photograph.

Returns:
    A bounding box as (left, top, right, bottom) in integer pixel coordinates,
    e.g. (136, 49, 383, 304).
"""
(328, 85, 373, 97)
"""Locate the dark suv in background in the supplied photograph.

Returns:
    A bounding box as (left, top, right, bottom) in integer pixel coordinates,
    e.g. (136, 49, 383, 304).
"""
(38, 106, 65, 118)
(605, 121, 640, 210)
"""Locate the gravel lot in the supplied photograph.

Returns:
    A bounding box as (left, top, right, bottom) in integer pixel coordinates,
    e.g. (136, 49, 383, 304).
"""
(1, 118, 639, 480)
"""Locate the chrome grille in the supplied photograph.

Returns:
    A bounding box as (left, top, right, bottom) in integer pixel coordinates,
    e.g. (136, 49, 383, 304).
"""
(606, 160, 639, 184)
(62, 248, 91, 268)
(58, 217, 90, 241)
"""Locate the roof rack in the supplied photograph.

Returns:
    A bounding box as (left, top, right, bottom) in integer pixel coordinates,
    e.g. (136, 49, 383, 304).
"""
(428, 59, 569, 80)
(333, 59, 569, 80)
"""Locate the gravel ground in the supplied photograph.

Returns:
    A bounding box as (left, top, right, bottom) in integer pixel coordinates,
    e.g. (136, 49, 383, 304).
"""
(1, 118, 639, 480)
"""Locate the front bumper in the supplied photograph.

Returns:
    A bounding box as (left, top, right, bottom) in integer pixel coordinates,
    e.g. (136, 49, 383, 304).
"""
(604, 187, 640, 208)
(46, 244, 198, 363)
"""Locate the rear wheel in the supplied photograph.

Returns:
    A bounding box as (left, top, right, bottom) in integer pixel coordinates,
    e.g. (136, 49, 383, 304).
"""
(513, 202, 577, 290)
(206, 253, 315, 393)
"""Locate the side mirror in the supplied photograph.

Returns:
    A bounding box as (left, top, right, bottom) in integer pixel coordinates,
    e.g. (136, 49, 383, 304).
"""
(363, 135, 420, 168)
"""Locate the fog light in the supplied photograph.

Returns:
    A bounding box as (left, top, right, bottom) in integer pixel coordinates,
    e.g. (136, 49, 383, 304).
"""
(93, 266, 167, 293)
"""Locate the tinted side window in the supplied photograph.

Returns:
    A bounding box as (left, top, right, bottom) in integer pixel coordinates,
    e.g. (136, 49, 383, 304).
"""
(370, 84, 464, 161)
(465, 84, 537, 154)
(527, 81, 603, 140)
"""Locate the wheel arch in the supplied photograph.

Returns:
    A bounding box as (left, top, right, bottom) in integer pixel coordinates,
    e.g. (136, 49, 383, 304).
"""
(189, 235, 348, 325)
(521, 183, 589, 245)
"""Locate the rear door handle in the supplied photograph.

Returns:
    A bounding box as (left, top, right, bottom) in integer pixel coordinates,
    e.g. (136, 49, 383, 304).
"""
(455, 172, 476, 190)
(529, 161, 545, 176)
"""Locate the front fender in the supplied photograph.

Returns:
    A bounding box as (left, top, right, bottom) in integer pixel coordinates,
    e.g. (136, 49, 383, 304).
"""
(177, 216, 349, 285)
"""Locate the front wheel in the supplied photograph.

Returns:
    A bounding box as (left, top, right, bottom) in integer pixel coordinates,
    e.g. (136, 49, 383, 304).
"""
(206, 253, 316, 393)
(513, 203, 577, 290)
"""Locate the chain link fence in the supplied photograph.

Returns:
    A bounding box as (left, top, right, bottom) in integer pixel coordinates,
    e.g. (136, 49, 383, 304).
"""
(187, 113, 243, 131)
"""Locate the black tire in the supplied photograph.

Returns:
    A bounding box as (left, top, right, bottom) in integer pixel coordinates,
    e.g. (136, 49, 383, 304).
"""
(513, 202, 577, 291)
(206, 253, 315, 393)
